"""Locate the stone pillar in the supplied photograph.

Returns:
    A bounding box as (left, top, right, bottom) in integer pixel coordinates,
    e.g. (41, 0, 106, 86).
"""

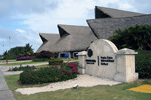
(114, 48, 138, 82)
(77, 51, 87, 74)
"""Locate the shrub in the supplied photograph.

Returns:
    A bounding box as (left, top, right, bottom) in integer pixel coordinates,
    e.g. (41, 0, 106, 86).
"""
(60, 62, 78, 80)
(109, 24, 151, 50)
(16, 56, 36, 60)
(49, 58, 63, 65)
(9, 65, 36, 71)
(32, 58, 50, 62)
(19, 67, 62, 84)
(36, 51, 58, 58)
(19, 62, 79, 84)
(135, 50, 151, 78)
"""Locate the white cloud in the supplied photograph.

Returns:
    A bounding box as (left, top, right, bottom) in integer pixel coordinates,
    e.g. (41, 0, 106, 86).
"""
(16, 29, 26, 33)
(119, 3, 133, 10)
(96, 0, 119, 6)
(13, 0, 97, 33)
(12, 0, 151, 33)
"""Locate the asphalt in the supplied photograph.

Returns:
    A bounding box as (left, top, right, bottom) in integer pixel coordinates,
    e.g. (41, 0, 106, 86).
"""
(0, 62, 48, 72)
(0, 70, 16, 100)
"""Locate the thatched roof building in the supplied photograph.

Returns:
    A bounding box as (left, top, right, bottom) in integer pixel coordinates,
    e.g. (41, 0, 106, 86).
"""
(95, 6, 144, 18)
(48, 24, 97, 52)
(36, 6, 151, 57)
(36, 33, 60, 53)
(36, 25, 97, 54)
(87, 14, 151, 39)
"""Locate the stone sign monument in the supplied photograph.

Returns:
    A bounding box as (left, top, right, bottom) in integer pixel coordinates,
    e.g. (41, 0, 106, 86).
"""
(78, 39, 138, 83)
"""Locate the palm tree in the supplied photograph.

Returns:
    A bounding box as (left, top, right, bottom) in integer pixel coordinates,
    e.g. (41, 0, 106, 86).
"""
(24, 43, 34, 56)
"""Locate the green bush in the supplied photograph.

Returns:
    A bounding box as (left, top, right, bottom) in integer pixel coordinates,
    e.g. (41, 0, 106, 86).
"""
(60, 62, 78, 80)
(109, 24, 151, 50)
(32, 58, 49, 62)
(135, 50, 151, 78)
(19, 67, 62, 84)
(49, 58, 63, 65)
(19, 62, 78, 84)
(9, 65, 36, 71)
(36, 51, 58, 59)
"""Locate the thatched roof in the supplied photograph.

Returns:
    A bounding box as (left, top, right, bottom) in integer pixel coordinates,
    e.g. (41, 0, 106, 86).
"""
(36, 6, 150, 53)
(95, 6, 144, 19)
(36, 33, 60, 53)
(87, 14, 151, 39)
(48, 24, 97, 52)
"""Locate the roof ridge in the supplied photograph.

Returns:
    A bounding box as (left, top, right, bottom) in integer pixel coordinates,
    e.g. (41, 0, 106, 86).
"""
(58, 24, 89, 28)
(95, 6, 142, 14)
(57, 25, 70, 37)
(95, 6, 144, 18)
(39, 33, 59, 35)
(87, 14, 151, 21)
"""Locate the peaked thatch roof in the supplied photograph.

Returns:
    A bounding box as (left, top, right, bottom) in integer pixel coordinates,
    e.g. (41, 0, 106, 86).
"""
(48, 24, 97, 52)
(36, 33, 60, 53)
(95, 6, 144, 19)
(87, 14, 151, 39)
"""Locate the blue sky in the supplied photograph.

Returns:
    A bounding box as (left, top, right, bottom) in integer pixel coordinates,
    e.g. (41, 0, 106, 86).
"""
(0, 0, 151, 55)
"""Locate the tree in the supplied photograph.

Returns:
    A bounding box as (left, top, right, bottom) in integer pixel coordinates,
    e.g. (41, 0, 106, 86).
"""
(3, 51, 8, 59)
(24, 43, 34, 56)
(3, 43, 34, 59)
(109, 24, 151, 50)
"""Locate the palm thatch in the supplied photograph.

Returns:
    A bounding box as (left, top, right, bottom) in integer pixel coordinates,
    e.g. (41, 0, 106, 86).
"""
(95, 6, 144, 18)
(36, 33, 60, 53)
(48, 24, 97, 52)
(36, 6, 150, 54)
(87, 14, 151, 39)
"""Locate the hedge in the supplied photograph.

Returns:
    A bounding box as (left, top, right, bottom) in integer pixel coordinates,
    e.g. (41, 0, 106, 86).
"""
(16, 56, 36, 60)
(19, 67, 63, 84)
(19, 62, 78, 84)
(135, 50, 151, 78)
(9, 65, 36, 71)
(36, 51, 58, 58)
(49, 58, 63, 65)
(32, 58, 50, 62)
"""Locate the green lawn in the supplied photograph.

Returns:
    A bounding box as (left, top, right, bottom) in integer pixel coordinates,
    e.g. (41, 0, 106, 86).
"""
(0, 59, 16, 63)
(35, 64, 60, 69)
(0, 58, 77, 65)
(5, 75, 151, 100)
(0, 61, 48, 65)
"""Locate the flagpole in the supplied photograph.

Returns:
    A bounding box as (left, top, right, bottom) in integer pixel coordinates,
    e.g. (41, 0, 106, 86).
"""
(9, 36, 11, 50)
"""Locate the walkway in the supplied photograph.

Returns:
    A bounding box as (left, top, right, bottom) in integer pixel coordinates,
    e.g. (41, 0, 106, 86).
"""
(0, 62, 48, 72)
(0, 70, 16, 100)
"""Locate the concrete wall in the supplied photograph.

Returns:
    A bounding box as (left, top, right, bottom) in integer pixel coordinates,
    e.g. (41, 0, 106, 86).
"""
(78, 39, 138, 83)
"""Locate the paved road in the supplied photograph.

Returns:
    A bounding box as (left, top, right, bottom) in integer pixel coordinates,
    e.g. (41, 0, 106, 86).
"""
(0, 70, 16, 100)
(0, 62, 48, 72)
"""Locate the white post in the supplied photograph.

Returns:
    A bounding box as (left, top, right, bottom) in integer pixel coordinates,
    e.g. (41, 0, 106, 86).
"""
(114, 48, 138, 82)
(77, 51, 87, 74)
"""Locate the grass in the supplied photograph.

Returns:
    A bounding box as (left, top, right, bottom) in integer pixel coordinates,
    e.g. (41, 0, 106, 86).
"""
(5, 75, 151, 100)
(1, 58, 77, 65)
(35, 64, 60, 69)
(0, 61, 47, 65)
(0, 59, 16, 63)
